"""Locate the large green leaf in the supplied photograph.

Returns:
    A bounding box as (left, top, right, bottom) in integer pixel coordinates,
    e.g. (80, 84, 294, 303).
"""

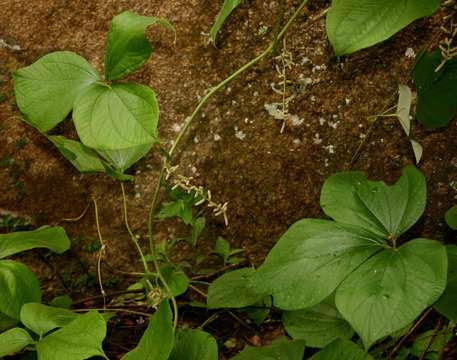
(309, 339, 373, 360)
(434, 245, 457, 321)
(413, 50, 457, 128)
(326, 0, 440, 56)
(122, 301, 174, 360)
(250, 219, 382, 310)
(320, 166, 426, 239)
(105, 11, 174, 81)
(282, 297, 354, 348)
(20, 303, 79, 337)
(13, 51, 99, 132)
(232, 338, 306, 360)
(0, 260, 41, 319)
(97, 143, 152, 172)
(207, 268, 266, 309)
(169, 329, 218, 360)
(49, 136, 105, 173)
(0, 327, 34, 358)
(73, 82, 159, 150)
(36, 310, 107, 360)
(335, 239, 447, 349)
(0, 226, 70, 259)
(210, 0, 241, 44)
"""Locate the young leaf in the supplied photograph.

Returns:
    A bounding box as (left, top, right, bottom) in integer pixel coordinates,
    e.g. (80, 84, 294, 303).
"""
(413, 50, 457, 128)
(0, 226, 70, 259)
(122, 301, 174, 360)
(0, 327, 34, 358)
(231, 338, 306, 360)
(13, 51, 99, 132)
(0, 260, 41, 319)
(335, 239, 447, 349)
(160, 265, 189, 297)
(410, 139, 423, 164)
(214, 236, 231, 261)
(105, 11, 174, 81)
(169, 329, 218, 360)
(282, 297, 354, 348)
(20, 303, 79, 337)
(309, 339, 373, 360)
(191, 217, 205, 247)
(97, 143, 153, 172)
(49, 295, 72, 310)
(73, 82, 159, 150)
(49, 136, 105, 173)
(250, 219, 382, 310)
(326, 0, 440, 56)
(210, 0, 241, 44)
(320, 165, 426, 239)
(36, 310, 107, 360)
(396, 84, 412, 136)
(207, 268, 266, 309)
(445, 206, 457, 230)
(434, 244, 457, 321)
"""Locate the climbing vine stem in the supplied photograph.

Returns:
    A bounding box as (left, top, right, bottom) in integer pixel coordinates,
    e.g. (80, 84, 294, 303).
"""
(146, 0, 327, 330)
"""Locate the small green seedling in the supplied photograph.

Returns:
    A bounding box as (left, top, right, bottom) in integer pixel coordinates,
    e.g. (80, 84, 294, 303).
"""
(213, 236, 244, 265)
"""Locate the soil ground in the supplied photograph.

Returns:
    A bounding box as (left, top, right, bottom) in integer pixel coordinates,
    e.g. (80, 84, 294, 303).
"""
(0, 0, 456, 358)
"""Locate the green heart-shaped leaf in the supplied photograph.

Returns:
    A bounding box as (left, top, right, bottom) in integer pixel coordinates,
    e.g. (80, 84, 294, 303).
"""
(320, 166, 426, 239)
(0, 260, 41, 319)
(0, 226, 70, 259)
(122, 301, 174, 360)
(251, 219, 383, 310)
(20, 303, 79, 337)
(309, 339, 373, 360)
(282, 297, 354, 348)
(13, 51, 99, 132)
(97, 143, 152, 172)
(326, 0, 440, 56)
(105, 11, 174, 81)
(49, 136, 106, 173)
(335, 239, 447, 349)
(232, 338, 306, 360)
(36, 310, 107, 360)
(73, 82, 159, 150)
(169, 329, 218, 360)
(413, 50, 457, 128)
(434, 244, 457, 321)
(207, 268, 266, 309)
(0, 327, 34, 358)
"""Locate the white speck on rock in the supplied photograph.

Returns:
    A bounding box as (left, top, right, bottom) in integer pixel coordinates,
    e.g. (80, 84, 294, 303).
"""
(290, 115, 304, 126)
(235, 129, 246, 140)
(214, 134, 221, 141)
(313, 133, 322, 145)
(293, 138, 301, 145)
(302, 56, 311, 65)
(172, 123, 182, 132)
(324, 144, 335, 154)
(264, 102, 284, 120)
(319, 117, 326, 126)
(405, 47, 415, 59)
